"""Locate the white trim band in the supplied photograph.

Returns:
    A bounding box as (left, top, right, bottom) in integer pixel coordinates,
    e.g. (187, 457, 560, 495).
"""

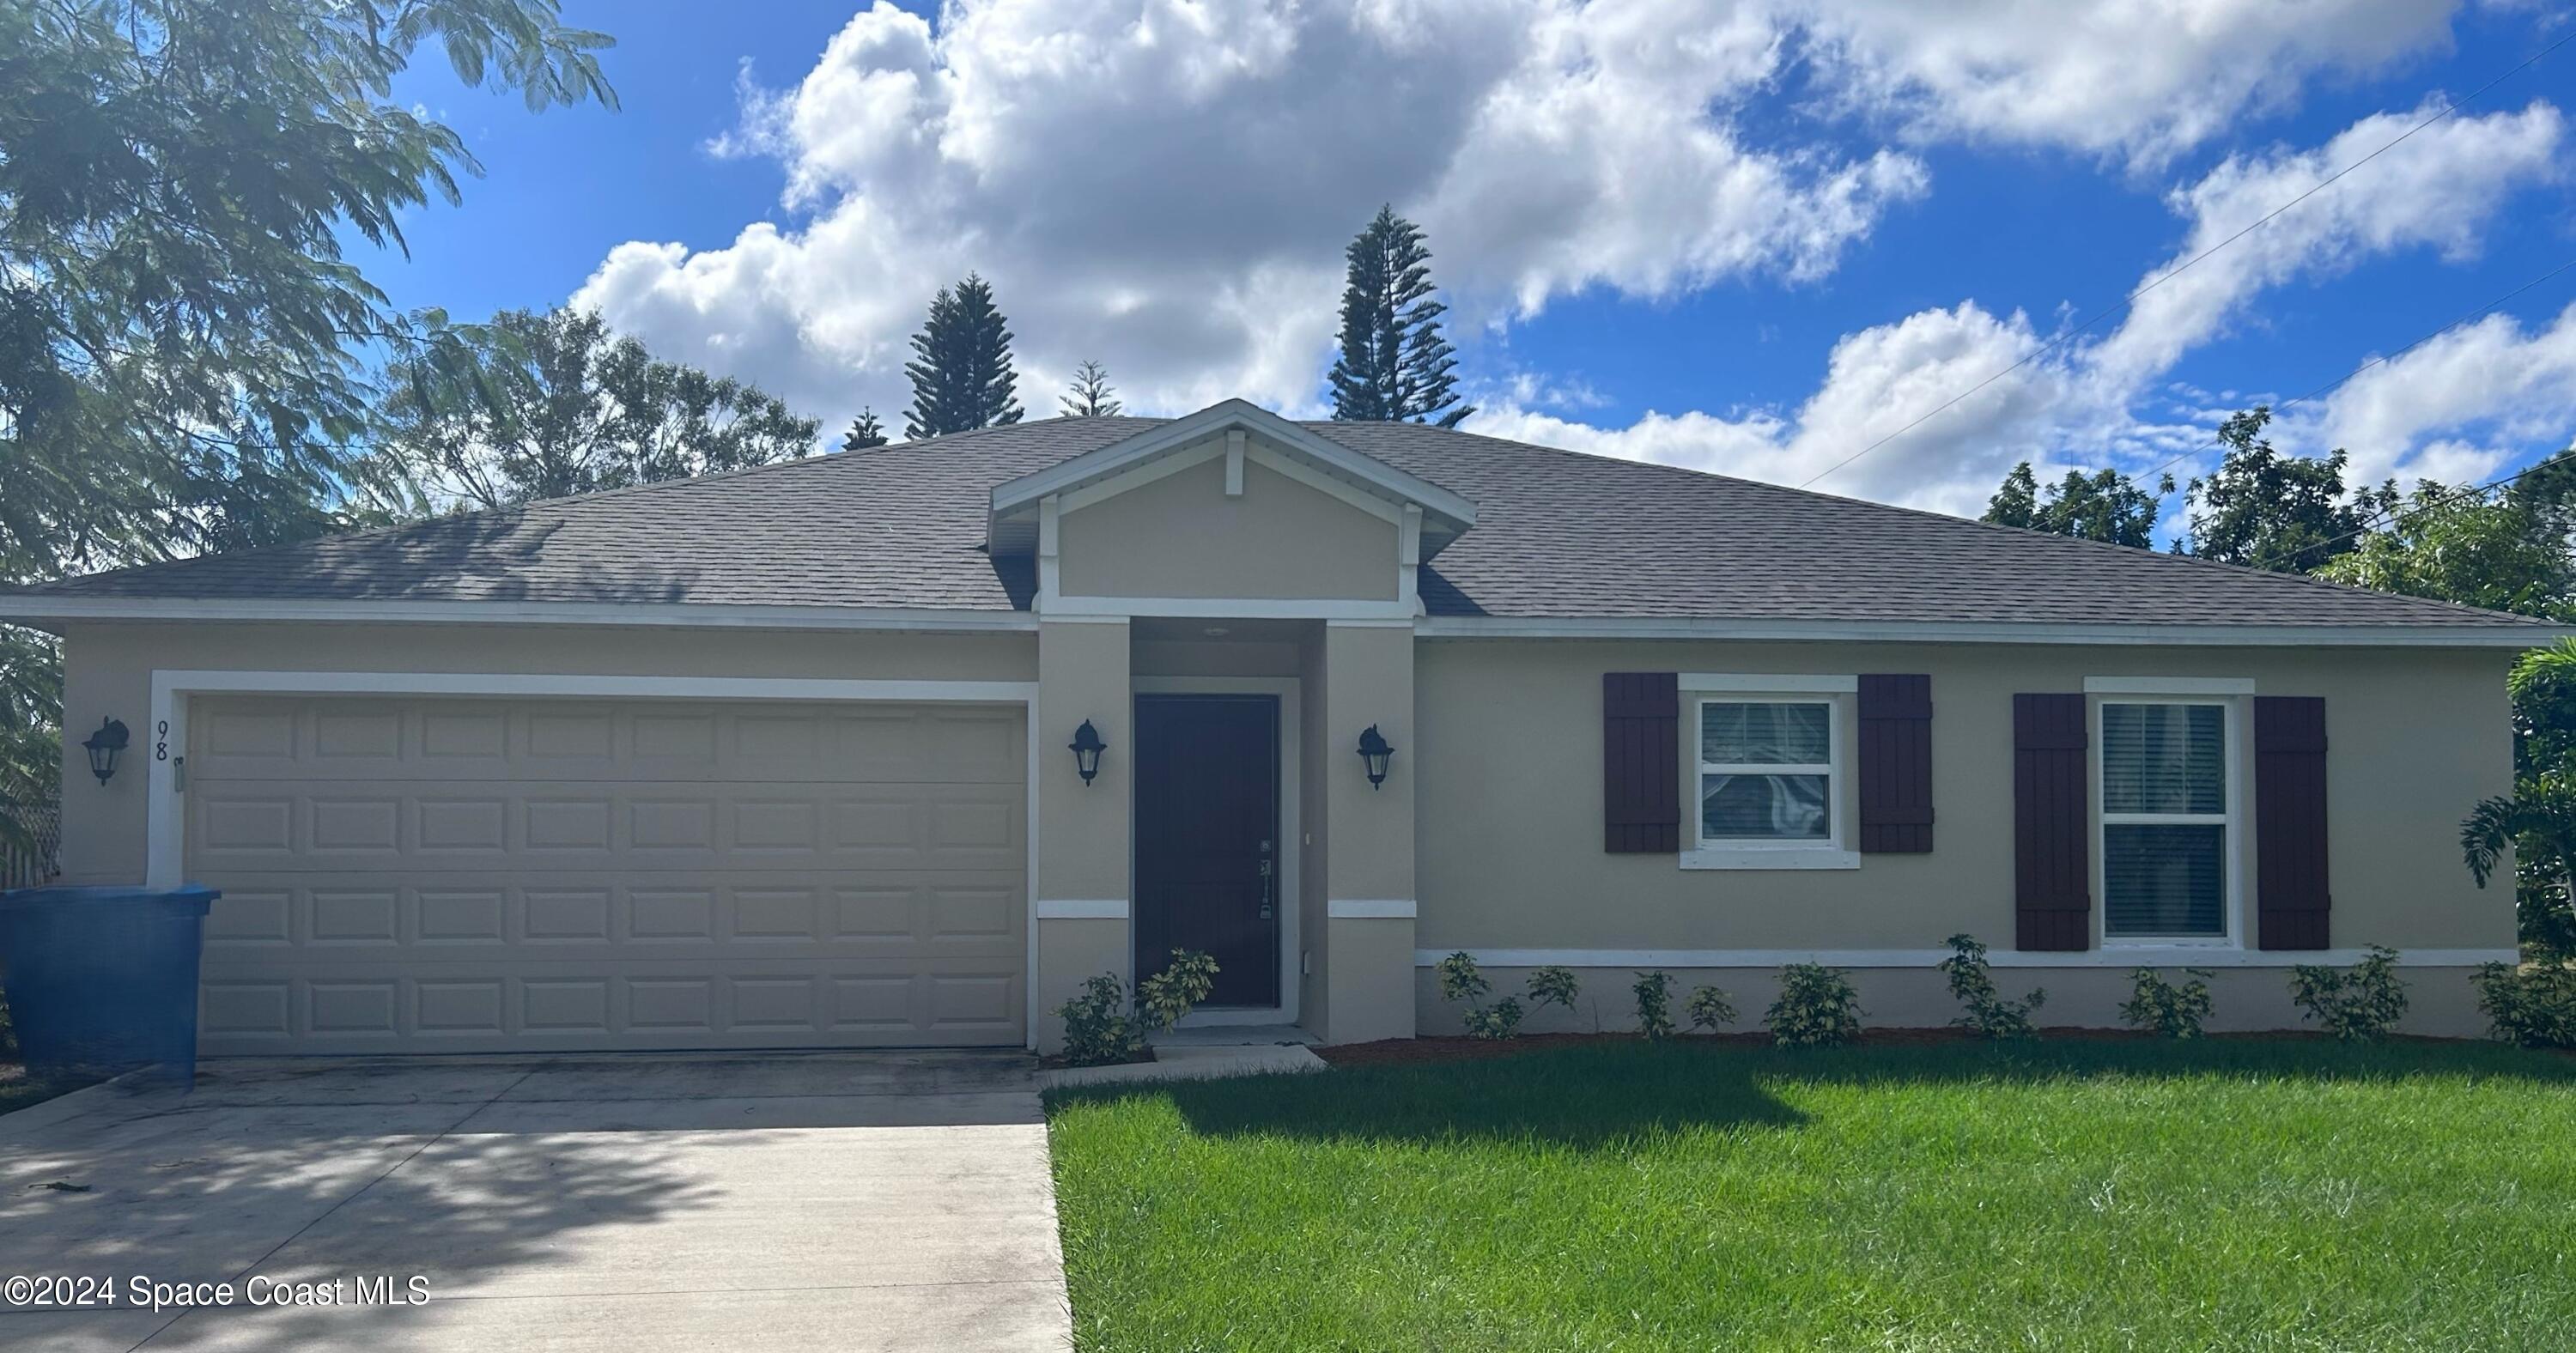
(1413, 947, 2520, 969)
(1036, 900, 1130, 920)
(1330, 899, 1418, 919)
(2085, 676, 2256, 695)
(1681, 672, 1857, 693)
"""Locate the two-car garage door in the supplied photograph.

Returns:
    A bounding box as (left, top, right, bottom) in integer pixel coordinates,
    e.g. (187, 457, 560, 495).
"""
(184, 695, 1027, 1054)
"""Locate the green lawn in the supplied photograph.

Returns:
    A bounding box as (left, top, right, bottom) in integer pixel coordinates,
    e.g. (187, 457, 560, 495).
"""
(1046, 1039, 2576, 1351)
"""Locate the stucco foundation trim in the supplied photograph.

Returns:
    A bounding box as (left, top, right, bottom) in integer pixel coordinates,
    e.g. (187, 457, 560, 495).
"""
(1329, 899, 1418, 919)
(1415, 947, 2521, 969)
(1037, 900, 1131, 919)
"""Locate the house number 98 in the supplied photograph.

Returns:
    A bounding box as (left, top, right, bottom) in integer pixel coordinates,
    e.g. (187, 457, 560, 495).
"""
(156, 719, 169, 761)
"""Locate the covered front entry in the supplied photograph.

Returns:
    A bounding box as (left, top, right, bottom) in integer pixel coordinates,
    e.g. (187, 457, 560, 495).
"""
(182, 694, 1029, 1054)
(1132, 693, 1281, 1009)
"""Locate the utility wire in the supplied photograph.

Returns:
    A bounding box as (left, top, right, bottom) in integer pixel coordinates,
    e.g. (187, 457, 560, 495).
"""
(1798, 28, 2576, 491)
(2143, 253, 2576, 492)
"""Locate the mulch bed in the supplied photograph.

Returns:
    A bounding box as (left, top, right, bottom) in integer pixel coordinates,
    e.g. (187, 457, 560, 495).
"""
(1311, 1026, 2456, 1067)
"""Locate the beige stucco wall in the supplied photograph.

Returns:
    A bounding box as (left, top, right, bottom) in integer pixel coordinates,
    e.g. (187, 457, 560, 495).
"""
(1035, 917, 1127, 1054)
(1033, 621, 1130, 907)
(55, 621, 1036, 887)
(1414, 640, 2518, 956)
(1317, 622, 1418, 1042)
(1056, 454, 1400, 601)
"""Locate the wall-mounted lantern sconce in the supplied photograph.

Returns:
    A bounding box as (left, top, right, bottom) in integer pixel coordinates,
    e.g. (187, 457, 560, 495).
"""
(82, 717, 131, 786)
(1068, 719, 1107, 786)
(1356, 724, 1394, 790)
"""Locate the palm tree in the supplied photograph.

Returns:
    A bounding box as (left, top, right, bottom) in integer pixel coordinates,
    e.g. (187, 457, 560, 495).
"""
(2462, 772, 2576, 954)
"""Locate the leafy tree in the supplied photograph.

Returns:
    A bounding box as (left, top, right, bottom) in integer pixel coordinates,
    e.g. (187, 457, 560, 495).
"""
(1060, 360, 1121, 417)
(2464, 773, 2576, 957)
(1982, 463, 2169, 548)
(0, 0, 615, 849)
(2458, 640, 2576, 955)
(376, 308, 817, 510)
(2315, 480, 2574, 621)
(840, 408, 888, 452)
(902, 273, 1020, 439)
(2178, 408, 2393, 572)
(1328, 205, 1472, 427)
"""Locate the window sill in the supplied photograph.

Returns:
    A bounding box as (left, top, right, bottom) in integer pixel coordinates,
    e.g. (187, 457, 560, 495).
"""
(2101, 937, 2238, 951)
(1680, 846, 1860, 871)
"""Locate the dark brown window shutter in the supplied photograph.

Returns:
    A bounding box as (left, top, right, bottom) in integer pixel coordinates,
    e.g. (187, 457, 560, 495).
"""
(1603, 672, 1680, 852)
(1857, 675, 1934, 852)
(2255, 695, 2330, 950)
(2014, 693, 2091, 951)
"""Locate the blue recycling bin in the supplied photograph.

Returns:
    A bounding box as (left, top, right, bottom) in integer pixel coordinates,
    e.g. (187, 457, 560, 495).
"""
(0, 884, 218, 1085)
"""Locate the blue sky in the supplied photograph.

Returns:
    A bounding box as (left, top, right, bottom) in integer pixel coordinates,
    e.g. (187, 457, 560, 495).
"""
(365, 1, 2576, 528)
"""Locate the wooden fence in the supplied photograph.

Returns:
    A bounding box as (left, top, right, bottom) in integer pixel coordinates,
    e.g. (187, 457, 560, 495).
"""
(1, 803, 61, 889)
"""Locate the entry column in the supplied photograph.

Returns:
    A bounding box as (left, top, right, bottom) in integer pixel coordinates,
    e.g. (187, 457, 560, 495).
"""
(1319, 620, 1416, 1043)
(1033, 618, 1132, 1051)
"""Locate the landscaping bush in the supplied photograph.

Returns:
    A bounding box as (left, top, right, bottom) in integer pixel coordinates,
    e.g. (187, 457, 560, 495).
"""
(2470, 960, 2576, 1048)
(1938, 933, 2046, 1040)
(1631, 970, 1675, 1040)
(2120, 968, 2215, 1039)
(1525, 966, 1581, 1021)
(1436, 950, 1522, 1040)
(1461, 998, 1524, 1041)
(1766, 962, 1862, 1047)
(2289, 944, 2409, 1041)
(1139, 950, 1220, 1033)
(1685, 984, 1737, 1034)
(1056, 974, 1142, 1067)
(1054, 949, 1222, 1067)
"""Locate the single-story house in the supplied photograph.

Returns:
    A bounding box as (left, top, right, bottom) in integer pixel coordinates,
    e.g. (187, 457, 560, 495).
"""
(1, 399, 2552, 1051)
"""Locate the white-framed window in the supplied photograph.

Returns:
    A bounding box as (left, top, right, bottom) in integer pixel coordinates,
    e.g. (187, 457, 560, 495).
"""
(1680, 675, 1856, 871)
(2096, 697, 2240, 943)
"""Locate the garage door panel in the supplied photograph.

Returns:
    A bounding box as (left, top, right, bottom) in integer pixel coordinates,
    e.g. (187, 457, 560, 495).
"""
(187, 695, 1027, 1053)
(196, 963, 1024, 1052)
(199, 871, 1024, 956)
(190, 699, 1026, 785)
(188, 781, 1023, 872)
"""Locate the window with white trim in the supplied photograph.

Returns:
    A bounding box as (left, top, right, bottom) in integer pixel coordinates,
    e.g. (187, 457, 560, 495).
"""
(2099, 700, 2234, 940)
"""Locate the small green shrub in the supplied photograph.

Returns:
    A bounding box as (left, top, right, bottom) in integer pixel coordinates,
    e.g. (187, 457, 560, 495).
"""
(2120, 968, 2215, 1039)
(1631, 970, 1675, 1040)
(1685, 985, 1737, 1034)
(1938, 933, 2046, 1040)
(1766, 963, 1862, 1047)
(1525, 966, 1581, 1017)
(1436, 950, 1521, 1040)
(1435, 950, 1490, 1005)
(1139, 949, 1219, 1033)
(2289, 944, 2409, 1041)
(2470, 961, 2576, 1047)
(1461, 998, 1525, 1041)
(1055, 974, 1142, 1067)
(1054, 950, 1222, 1067)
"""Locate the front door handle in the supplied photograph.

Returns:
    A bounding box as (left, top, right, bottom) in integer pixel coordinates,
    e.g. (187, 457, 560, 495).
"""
(1257, 847, 1274, 919)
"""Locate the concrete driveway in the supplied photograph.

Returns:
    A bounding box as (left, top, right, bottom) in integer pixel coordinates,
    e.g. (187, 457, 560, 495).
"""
(0, 1052, 1069, 1352)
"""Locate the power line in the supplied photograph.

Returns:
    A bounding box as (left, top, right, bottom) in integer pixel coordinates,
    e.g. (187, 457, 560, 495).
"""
(1798, 27, 2576, 491)
(2143, 253, 2576, 492)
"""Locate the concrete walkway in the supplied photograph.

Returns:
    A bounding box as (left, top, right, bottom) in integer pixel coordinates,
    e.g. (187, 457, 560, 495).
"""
(0, 1053, 1068, 1352)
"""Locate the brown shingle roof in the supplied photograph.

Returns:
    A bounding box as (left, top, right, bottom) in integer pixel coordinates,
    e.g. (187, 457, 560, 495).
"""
(7, 415, 2551, 632)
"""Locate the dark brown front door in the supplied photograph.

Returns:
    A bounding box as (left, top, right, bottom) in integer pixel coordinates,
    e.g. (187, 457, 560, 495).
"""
(1133, 694, 1280, 1008)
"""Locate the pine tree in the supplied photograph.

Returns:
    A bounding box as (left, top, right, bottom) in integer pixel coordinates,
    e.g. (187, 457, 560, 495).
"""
(1061, 361, 1121, 417)
(841, 408, 888, 451)
(1329, 205, 1473, 427)
(902, 274, 1022, 439)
